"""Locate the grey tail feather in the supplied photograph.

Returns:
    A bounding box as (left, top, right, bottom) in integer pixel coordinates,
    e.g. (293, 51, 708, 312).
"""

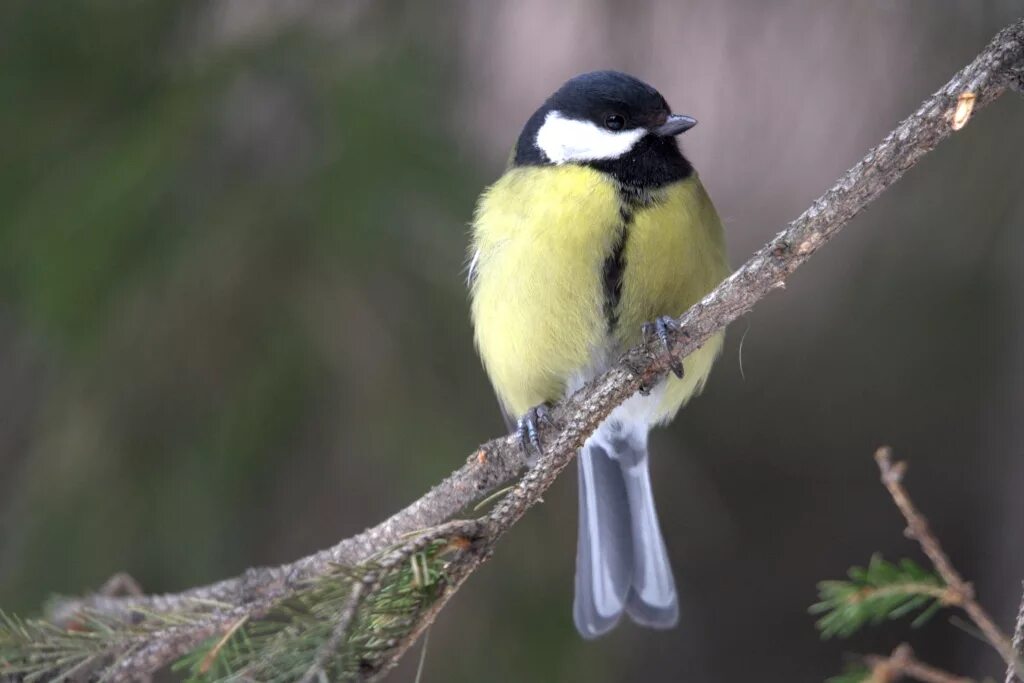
(621, 446, 679, 629)
(574, 441, 633, 638)
(573, 434, 678, 639)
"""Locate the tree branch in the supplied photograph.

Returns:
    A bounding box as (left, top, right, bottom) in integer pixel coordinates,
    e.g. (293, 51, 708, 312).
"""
(866, 643, 974, 683)
(874, 448, 1018, 670)
(29, 16, 1024, 682)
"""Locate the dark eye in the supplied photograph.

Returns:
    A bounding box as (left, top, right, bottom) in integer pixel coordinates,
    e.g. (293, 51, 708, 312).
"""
(604, 114, 625, 131)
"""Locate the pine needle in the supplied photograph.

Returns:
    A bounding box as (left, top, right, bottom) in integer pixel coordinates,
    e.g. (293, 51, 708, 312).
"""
(414, 627, 431, 683)
(810, 555, 948, 639)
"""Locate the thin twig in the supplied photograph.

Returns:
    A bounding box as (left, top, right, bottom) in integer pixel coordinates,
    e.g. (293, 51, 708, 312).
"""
(357, 520, 488, 681)
(874, 447, 1018, 670)
(32, 17, 1024, 682)
(106, 604, 268, 683)
(855, 583, 960, 605)
(1004, 583, 1024, 683)
(298, 582, 366, 683)
(866, 643, 974, 683)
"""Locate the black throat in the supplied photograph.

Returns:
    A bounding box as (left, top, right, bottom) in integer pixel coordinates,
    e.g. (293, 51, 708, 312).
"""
(585, 134, 693, 189)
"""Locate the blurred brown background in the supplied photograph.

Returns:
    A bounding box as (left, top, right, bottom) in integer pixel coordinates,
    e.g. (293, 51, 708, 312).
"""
(2, 2, 1023, 681)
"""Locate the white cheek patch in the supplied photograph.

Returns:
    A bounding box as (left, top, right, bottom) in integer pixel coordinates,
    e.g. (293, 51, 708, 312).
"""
(535, 110, 646, 164)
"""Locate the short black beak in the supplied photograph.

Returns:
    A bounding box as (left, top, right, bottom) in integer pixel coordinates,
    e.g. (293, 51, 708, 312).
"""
(653, 114, 697, 137)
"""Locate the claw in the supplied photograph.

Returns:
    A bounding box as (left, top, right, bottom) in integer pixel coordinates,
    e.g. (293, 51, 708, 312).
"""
(517, 404, 552, 466)
(647, 315, 684, 379)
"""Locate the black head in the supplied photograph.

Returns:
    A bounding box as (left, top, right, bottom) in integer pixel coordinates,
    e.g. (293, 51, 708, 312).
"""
(513, 71, 694, 188)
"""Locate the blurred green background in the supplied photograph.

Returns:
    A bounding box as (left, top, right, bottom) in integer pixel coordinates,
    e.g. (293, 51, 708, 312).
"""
(2, 2, 1023, 681)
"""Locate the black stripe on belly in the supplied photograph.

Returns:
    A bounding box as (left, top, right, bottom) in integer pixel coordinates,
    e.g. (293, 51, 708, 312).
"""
(602, 205, 633, 331)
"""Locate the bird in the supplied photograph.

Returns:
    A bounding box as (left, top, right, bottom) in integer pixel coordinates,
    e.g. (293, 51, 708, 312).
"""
(467, 70, 729, 638)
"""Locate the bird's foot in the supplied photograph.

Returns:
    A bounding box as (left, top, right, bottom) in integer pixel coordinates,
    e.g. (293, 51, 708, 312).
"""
(642, 315, 685, 379)
(517, 403, 553, 467)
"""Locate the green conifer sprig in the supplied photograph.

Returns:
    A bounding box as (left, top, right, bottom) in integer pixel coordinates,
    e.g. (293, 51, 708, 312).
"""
(2, 529, 471, 682)
(811, 555, 949, 639)
(0, 609, 108, 682)
(174, 535, 463, 681)
(1, 601, 231, 682)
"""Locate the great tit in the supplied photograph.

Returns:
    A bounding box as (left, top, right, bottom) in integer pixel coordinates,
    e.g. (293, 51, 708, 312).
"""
(468, 71, 728, 638)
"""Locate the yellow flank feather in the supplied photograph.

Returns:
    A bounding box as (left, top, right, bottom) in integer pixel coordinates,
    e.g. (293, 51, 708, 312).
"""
(470, 165, 728, 421)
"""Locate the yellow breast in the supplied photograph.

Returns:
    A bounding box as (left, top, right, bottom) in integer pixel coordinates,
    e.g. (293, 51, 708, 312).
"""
(469, 164, 728, 421)
(470, 165, 618, 417)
